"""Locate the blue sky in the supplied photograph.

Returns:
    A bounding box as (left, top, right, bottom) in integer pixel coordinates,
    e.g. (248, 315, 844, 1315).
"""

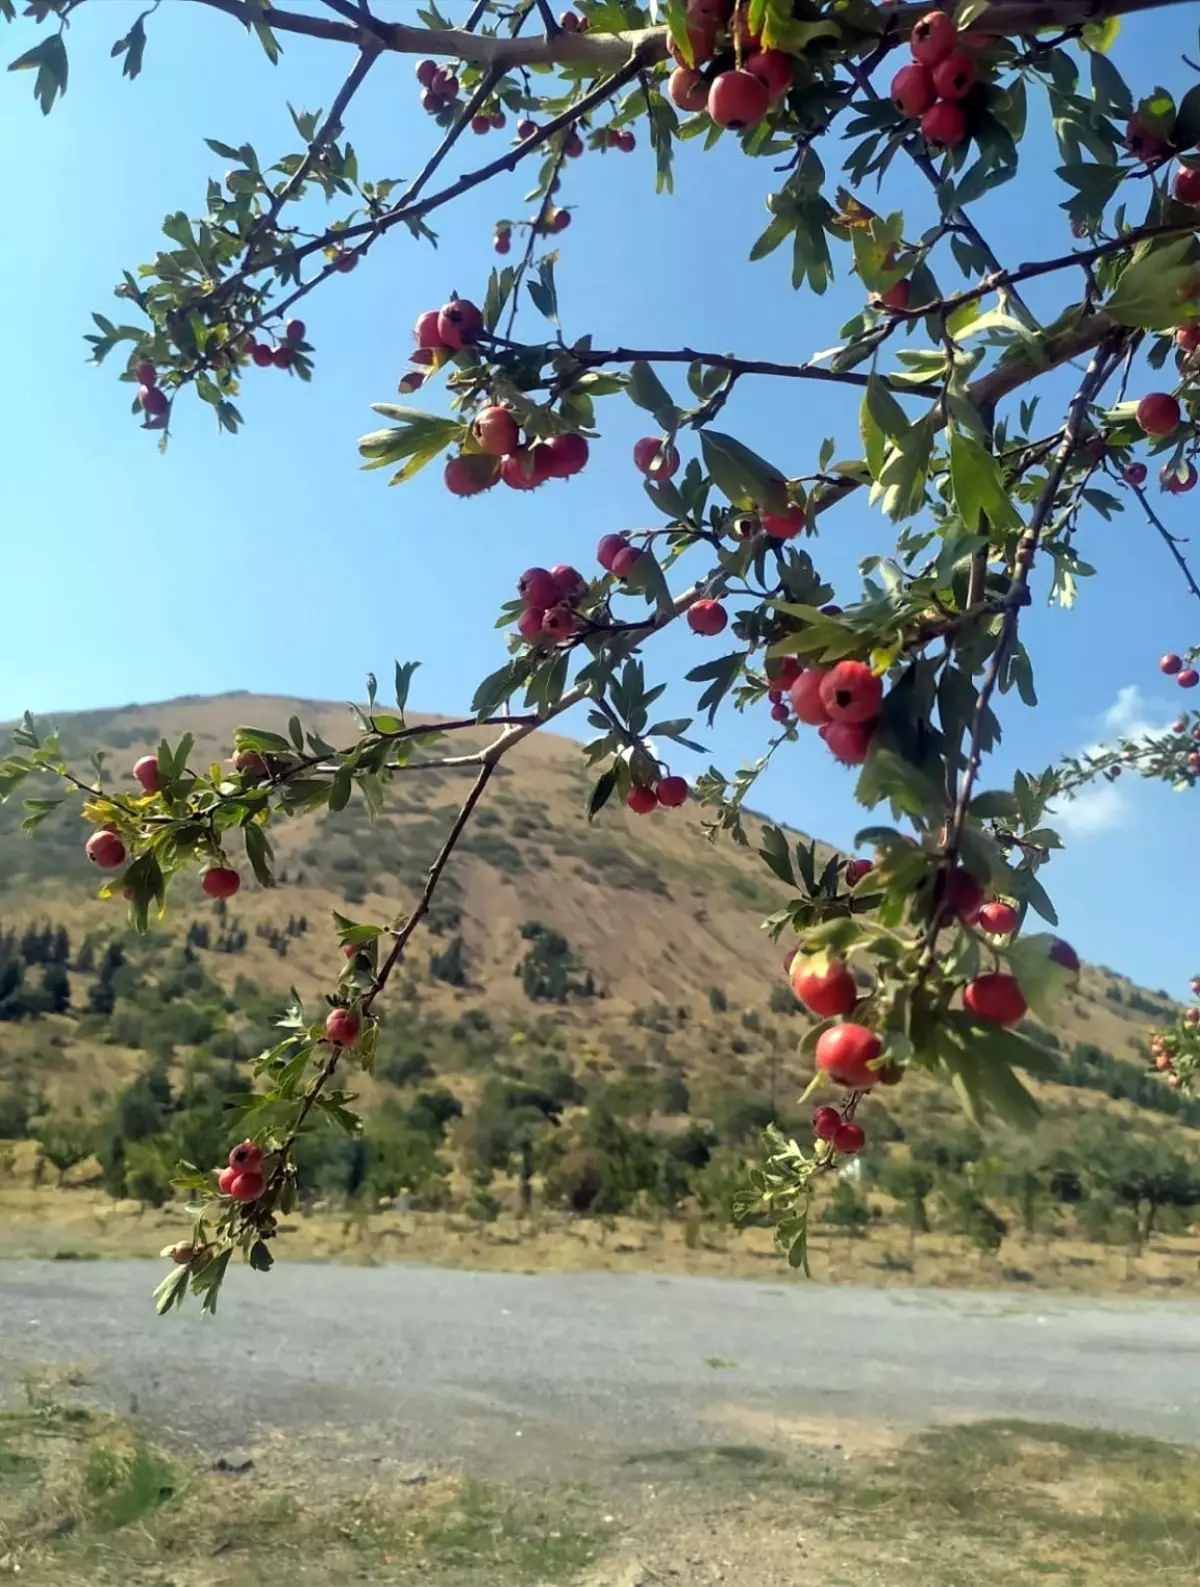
(2, 2, 1197, 994)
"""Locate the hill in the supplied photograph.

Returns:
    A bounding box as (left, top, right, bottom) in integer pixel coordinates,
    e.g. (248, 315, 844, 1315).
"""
(0, 692, 1197, 1288)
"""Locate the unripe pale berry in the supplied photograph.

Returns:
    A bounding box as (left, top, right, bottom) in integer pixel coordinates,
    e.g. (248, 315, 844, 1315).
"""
(626, 784, 658, 814)
(687, 598, 728, 636)
(761, 506, 806, 538)
(597, 532, 631, 570)
(518, 567, 558, 608)
(669, 67, 709, 112)
(921, 99, 967, 148)
(133, 755, 163, 794)
(815, 1023, 882, 1088)
(964, 972, 1027, 1026)
(437, 298, 484, 349)
(1137, 392, 1181, 436)
(819, 660, 883, 725)
(890, 63, 936, 118)
(633, 436, 680, 478)
(708, 69, 770, 130)
(909, 9, 957, 64)
(656, 775, 689, 807)
(932, 49, 977, 98)
(789, 668, 831, 725)
(86, 830, 126, 869)
(201, 866, 241, 899)
(475, 405, 520, 457)
(325, 1007, 361, 1047)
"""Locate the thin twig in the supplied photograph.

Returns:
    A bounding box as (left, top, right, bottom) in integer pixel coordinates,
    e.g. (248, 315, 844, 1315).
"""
(1120, 471, 1200, 602)
(529, 341, 941, 397)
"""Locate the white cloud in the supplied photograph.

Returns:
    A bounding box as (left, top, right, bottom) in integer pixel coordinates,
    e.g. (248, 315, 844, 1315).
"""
(1050, 684, 1171, 838)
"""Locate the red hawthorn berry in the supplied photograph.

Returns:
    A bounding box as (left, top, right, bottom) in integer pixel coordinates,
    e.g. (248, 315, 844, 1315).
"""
(708, 69, 770, 130)
(228, 1140, 263, 1173)
(877, 278, 912, 312)
(1137, 392, 1181, 436)
(133, 360, 157, 387)
(444, 454, 499, 496)
(1176, 324, 1200, 352)
(1037, 937, 1069, 970)
(229, 1171, 265, 1203)
(832, 1120, 865, 1155)
(201, 866, 241, 900)
(549, 209, 572, 232)
(272, 345, 293, 370)
(1175, 167, 1200, 205)
(416, 59, 439, 87)
(815, 1023, 882, 1088)
(597, 532, 631, 570)
(86, 830, 126, 869)
(334, 249, 358, 272)
(820, 720, 874, 765)
(921, 99, 968, 148)
(1189, 751, 1200, 772)
(518, 567, 558, 608)
(171, 1242, 203, 1265)
(217, 1166, 238, 1195)
(1156, 1051, 1174, 1070)
(325, 1007, 361, 1047)
(1126, 113, 1168, 161)
(471, 114, 491, 134)
(1173, 719, 1187, 732)
(790, 956, 858, 1018)
(745, 49, 793, 101)
(977, 899, 1019, 936)
(436, 297, 484, 349)
(610, 544, 644, 579)
(414, 309, 445, 348)
(909, 9, 957, 64)
(234, 749, 268, 779)
(761, 506, 806, 538)
(819, 660, 883, 725)
(517, 606, 547, 642)
(633, 436, 681, 478)
(551, 564, 588, 603)
(542, 432, 589, 477)
(563, 130, 584, 158)
(541, 603, 577, 641)
(559, 8, 582, 28)
(475, 405, 520, 457)
(1163, 461, 1199, 494)
(656, 775, 689, 807)
(517, 118, 538, 139)
(964, 971, 1027, 1026)
(421, 89, 449, 114)
(617, 131, 636, 152)
(430, 68, 459, 98)
(1123, 462, 1148, 484)
(770, 703, 790, 723)
(845, 858, 874, 887)
(944, 866, 983, 924)
(285, 318, 306, 343)
(626, 784, 658, 815)
(890, 63, 936, 118)
(1178, 668, 1200, 688)
(813, 1105, 841, 1142)
(772, 656, 803, 689)
(139, 383, 169, 416)
(670, 19, 717, 68)
(669, 67, 710, 112)
(494, 229, 512, 255)
(687, 598, 728, 636)
(789, 669, 832, 726)
(133, 754, 163, 794)
(1162, 653, 1183, 675)
(500, 449, 549, 490)
(932, 49, 977, 98)
(729, 1, 761, 50)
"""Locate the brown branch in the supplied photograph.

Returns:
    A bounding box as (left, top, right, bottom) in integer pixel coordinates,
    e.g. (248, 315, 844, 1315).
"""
(1120, 470, 1200, 603)
(182, 0, 1196, 68)
(543, 342, 938, 397)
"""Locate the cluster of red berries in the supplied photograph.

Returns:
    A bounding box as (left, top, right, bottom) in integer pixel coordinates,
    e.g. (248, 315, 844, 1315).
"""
(448, 404, 590, 496)
(133, 360, 168, 427)
(243, 318, 306, 373)
(889, 11, 975, 151)
(626, 775, 690, 814)
(516, 563, 590, 645)
(415, 57, 461, 116)
(1159, 652, 1199, 688)
(216, 1139, 266, 1203)
(767, 657, 884, 766)
(402, 297, 484, 400)
(666, 0, 793, 131)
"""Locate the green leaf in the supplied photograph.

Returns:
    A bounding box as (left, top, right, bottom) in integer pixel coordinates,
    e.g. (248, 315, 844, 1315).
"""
(686, 650, 746, 726)
(472, 658, 530, 718)
(968, 790, 1020, 821)
(243, 821, 274, 887)
(873, 415, 934, 522)
(8, 32, 68, 114)
(758, 824, 795, 886)
(623, 549, 675, 619)
(1106, 238, 1200, 331)
(527, 255, 559, 324)
(700, 430, 788, 513)
(328, 765, 353, 813)
(360, 408, 463, 484)
(1175, 83, 1200, 150)
(949, 428, 1024, 532)
(254, 19, 282, 62)
(627, 360, 678, 429)
(1081, 13, 1120, 50)
(588, 768, 616, 821)
(394, 659, 419, 712)
(860, 375, 909, 482)
(1004, 932, 1077, 1017)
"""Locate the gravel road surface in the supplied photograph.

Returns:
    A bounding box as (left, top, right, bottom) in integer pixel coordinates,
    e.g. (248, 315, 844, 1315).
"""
(2, 1261, 1197, 1473)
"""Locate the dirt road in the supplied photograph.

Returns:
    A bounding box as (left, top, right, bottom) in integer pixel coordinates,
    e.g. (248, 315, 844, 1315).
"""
(2, 1260, 1196, 1477)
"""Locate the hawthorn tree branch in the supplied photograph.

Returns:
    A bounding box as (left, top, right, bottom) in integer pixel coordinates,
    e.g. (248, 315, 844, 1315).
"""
(544, 342, 939, 397)
(1119, 471, 1200, 602)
